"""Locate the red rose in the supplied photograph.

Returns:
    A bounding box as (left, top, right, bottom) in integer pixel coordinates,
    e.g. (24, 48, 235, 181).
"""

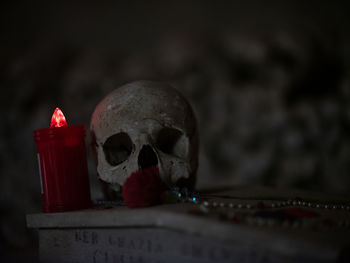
(122, 166, 167, 208)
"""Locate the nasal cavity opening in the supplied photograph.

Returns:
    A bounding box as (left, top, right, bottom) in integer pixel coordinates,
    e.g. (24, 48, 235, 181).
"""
(138, 145, 158, 170)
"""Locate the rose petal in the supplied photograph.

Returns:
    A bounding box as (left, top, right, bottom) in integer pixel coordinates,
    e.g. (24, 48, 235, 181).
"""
(122, 166, 166, 208)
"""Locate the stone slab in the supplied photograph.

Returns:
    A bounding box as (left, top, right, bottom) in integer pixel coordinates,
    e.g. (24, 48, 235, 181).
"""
(39, 227, 336, 263)
(27, 187, 350, 262)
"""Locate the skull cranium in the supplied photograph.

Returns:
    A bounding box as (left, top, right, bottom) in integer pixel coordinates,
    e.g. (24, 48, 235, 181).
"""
(90, 81, 198, 198)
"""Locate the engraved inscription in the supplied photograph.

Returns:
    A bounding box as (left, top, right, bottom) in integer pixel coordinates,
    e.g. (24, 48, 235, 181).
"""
(180, 242, 233, 261)
(40, 228, 281, 263)
(75, 230, 98, 244)
(93, 249, 165, 263)
(108, 236, 163, 254)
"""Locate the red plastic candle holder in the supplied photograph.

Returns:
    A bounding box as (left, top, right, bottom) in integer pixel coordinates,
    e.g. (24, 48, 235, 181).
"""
(33, 109, 91, 213)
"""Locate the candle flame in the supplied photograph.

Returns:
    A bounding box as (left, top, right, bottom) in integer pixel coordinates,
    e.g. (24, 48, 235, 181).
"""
(50, 108, 68, 128)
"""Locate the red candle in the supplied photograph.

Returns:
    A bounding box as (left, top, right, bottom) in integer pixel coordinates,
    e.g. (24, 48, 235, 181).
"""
(33, 108, 91, 213)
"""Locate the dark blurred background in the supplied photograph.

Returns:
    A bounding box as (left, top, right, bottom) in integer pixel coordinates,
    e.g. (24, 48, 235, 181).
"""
(1, 0, 350, 261)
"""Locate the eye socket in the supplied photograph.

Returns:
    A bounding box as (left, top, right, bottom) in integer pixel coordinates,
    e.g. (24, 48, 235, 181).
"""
(156, 127, 188, 158)
(103, 132, 133, 166)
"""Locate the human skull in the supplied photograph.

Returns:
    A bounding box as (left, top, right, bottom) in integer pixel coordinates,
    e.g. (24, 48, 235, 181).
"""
(90, 81, 198, 198)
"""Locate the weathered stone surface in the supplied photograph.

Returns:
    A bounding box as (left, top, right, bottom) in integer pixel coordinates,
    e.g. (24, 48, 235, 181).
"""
(38, 227, 334, 263)
(27, 187, 350, 262)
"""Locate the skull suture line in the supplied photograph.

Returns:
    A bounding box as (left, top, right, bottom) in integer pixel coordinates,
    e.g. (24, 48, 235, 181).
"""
(90, 81, 199, 199)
